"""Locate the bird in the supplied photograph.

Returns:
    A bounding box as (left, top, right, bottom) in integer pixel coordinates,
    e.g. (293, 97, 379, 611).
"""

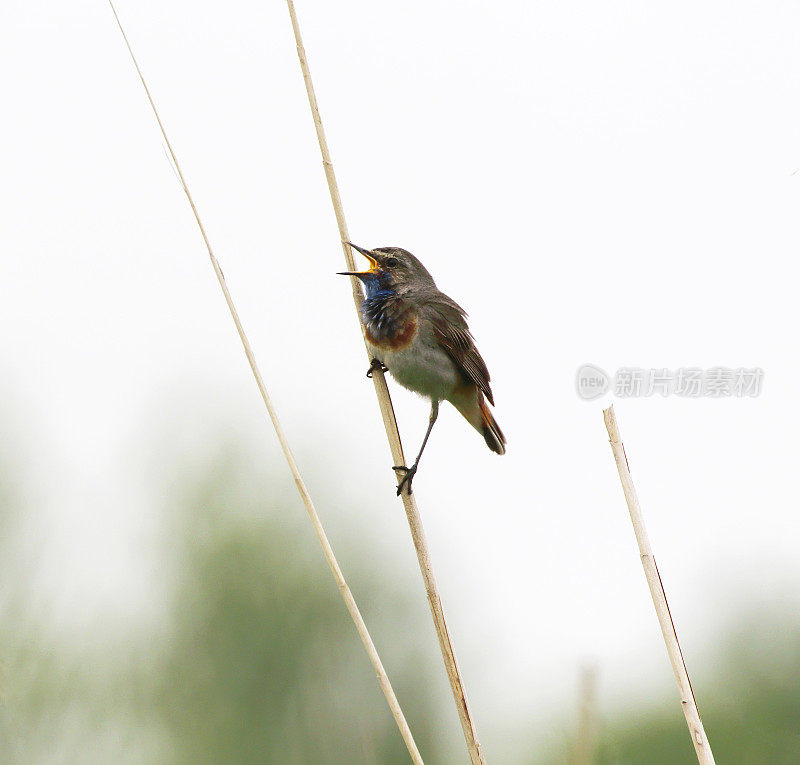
(338, 242, 505, 495)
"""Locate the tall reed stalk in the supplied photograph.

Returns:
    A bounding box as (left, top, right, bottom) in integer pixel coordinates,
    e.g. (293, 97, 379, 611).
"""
(106, 3, 423, 761)
(284, 3, 485, 762)
(603, 405, 714, 764)
(573, 664, 598, 765)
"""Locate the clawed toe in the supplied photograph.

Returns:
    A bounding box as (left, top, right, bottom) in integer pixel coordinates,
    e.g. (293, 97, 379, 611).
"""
(393, 464, 417, 496)
(366, 358, 388, 378)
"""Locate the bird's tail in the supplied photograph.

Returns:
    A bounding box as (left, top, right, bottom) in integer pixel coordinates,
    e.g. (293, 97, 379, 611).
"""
(449, 386, 506, 455)
(478, 397, 506, 455)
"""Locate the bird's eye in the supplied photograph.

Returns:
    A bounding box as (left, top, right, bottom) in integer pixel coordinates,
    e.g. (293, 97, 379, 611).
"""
(385, 257, 399, 268)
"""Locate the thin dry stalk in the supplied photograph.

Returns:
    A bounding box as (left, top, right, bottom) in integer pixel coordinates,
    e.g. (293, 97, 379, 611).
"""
(602, 405, 714, 764)
(284, 3, 485, 763)
(573, 664, 598, 765)
(106, 3, 423, 762)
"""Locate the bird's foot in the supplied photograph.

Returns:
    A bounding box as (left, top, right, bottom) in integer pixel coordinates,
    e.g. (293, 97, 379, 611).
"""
(366, 358, 388, 378)
(392, 463, 417, 496)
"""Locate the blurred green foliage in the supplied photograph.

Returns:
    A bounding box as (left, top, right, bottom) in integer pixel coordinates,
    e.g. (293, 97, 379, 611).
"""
(2, 440, 800, 764)
(586, 614, 800, 765)
(150, 463, 443, 764)
(0, 449, 443, 763)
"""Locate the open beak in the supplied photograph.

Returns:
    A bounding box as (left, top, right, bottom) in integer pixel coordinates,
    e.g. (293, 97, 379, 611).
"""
(337, 242, 380, 276)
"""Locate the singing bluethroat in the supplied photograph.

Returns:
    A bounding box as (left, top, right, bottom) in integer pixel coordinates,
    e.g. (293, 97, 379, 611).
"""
(339, 243, 506, 495)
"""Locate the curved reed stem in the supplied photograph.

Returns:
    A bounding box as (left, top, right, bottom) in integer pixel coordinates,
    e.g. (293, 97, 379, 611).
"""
(284, 3, 485, 762)
(603, 405, 714, 764)
(106, 3, 423, 762)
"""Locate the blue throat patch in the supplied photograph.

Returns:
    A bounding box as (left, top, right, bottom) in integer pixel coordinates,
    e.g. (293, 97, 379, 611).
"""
(360, 272, 398, 341)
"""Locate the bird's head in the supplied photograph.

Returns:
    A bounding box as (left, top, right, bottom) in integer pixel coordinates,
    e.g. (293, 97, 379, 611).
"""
(338, 244, 435, 295)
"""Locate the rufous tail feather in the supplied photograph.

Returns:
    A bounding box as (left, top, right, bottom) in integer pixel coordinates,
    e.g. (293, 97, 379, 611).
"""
(479, 396, 506, 455)
(449, 385, 506, 455)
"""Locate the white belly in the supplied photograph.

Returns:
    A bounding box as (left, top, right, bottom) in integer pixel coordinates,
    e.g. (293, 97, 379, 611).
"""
(368, 331, 460, 401)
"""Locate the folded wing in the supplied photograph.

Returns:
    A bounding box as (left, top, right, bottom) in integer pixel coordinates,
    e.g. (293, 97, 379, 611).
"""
(425, 293, 495, 406)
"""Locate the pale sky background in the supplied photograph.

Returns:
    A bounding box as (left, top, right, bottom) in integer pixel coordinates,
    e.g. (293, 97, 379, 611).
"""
(2, 0, 800, 756)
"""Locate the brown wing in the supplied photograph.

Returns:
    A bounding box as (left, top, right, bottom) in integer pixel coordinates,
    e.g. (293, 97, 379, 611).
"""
(426, 293, 495, 406)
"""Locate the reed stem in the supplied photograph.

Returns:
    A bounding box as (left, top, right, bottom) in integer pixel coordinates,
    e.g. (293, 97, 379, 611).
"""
(602, 405, 714, 764)
(106, 3, 423, 761)
(573, 664, 598, 765)
(284, 2, 485, 762)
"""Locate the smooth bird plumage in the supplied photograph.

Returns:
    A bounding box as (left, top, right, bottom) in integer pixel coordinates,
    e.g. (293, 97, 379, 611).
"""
(339, 243, 505, 495)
